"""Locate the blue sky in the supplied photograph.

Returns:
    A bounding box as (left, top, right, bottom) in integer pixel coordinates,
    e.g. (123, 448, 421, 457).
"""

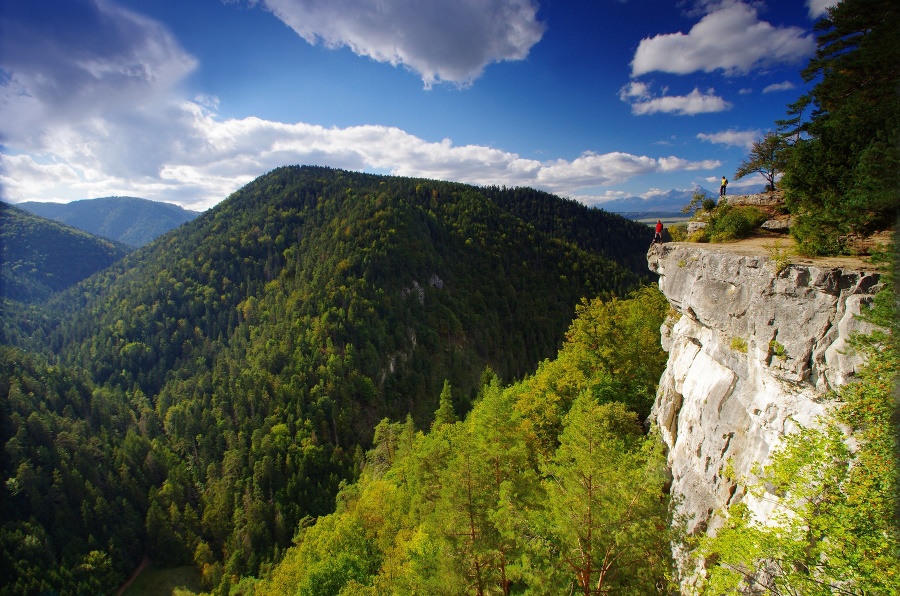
(0, 0, 835, 210)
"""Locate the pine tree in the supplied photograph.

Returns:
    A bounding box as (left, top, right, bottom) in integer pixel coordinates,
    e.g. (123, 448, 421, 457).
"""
(530, 398, 671, 595)
(432, 379, 458, 430)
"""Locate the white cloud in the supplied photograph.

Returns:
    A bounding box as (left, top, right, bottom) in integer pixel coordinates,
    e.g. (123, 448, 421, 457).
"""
(254, 0, 545, 87)
(0, 0, 197, 146)
(627, 87, 732, 116)
(697, 128, 761, 149)
(762, 81, 795, 93)
(631, 2, 814, 76)
(806, 0, 837, 19)
(1, 100, 722, 209)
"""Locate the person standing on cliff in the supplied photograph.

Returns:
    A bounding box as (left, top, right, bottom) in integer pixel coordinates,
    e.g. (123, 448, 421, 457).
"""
(720, 176, 728, 197)
(653, 219, 664, 245)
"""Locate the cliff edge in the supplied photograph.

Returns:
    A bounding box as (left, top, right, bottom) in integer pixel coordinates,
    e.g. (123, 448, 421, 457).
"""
(647, 242, 882, 563)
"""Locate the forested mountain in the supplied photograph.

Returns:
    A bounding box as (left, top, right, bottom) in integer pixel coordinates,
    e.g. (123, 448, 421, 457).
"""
(0, 203, 132, 303)
(16, 196, 200, 247)
(2, 165, 654, 594)
(478, 186, 657, 275)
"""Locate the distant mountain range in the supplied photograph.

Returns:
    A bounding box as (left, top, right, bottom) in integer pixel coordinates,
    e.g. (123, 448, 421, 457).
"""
(597, 184, 768, 216)
(15, 196, 200, 247)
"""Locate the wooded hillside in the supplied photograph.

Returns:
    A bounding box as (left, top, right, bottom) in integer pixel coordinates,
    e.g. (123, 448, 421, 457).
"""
(1, 166, 655, 594)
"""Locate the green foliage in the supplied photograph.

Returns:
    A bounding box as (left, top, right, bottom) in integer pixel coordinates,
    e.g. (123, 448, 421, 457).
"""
(781, 0, 900, 255)
(432, 379, 458, 430)
(0, 347, 157, 595)
(529, 399, 672, 595)
(514, 285, 669, 456)
(681, 189, 716, 215)
(255, 288, 674, 595)
(668, 223, 688, 243)
(768, 339, 786, 359)
(705, 205, 768, 243)
(765, 239, 793, 273)
(729, 336, 748, 353)
(480, 185, 655, 277)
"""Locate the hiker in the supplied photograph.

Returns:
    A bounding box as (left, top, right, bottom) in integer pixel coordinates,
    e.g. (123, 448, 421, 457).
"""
(720, 176, 728, 197)
(653, 220, 664, 245)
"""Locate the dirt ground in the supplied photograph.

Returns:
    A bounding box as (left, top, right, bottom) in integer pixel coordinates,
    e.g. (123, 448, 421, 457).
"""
(670, 230, 894, 274)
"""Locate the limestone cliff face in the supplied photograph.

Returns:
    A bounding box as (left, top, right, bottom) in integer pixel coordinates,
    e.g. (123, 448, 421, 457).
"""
(647, 243, 881, 541)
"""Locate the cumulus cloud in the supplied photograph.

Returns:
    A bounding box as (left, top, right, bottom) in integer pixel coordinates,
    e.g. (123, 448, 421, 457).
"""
(624, 87, 732, 116)
(1, 99, 721, 209)
(762, 81, 795, 93)
(806, 0, 837, 19)
(697, 128, 761, 149)
(252, 0, 545, 87)
(631, 1, 814, 76)
(0, 0, 197, 145)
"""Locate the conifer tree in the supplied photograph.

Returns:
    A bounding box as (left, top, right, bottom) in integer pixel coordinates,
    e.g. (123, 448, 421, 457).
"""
(530, 398, 671, 595)
(433, 379, 458, 429)
(781, 0, 900, 254)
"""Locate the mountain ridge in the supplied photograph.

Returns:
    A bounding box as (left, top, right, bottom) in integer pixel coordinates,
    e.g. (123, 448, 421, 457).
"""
(0, 203, 133, 304)
(15, 196, 200, 247)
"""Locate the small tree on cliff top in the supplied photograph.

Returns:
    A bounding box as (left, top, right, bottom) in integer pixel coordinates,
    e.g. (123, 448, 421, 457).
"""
(733, 133, 787, 192)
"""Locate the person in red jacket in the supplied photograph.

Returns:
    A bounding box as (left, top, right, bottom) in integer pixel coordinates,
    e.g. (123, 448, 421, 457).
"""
(653, 220, 664, 245)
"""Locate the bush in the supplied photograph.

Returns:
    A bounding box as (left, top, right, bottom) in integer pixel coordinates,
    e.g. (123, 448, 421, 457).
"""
(668, 223, 688, 242)
(788, 209, 847, 256)
(707, 205, 767, 243)
(688, 229, 708, 243)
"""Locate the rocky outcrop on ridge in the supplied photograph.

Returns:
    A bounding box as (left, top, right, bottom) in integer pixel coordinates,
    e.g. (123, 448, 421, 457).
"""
(646, 242, 882, 575)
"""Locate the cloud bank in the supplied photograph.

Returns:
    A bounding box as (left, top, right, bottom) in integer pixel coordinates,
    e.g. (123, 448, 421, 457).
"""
(1, 100, 721, 209)
(631, 1, 814, 76)
(253, 0, 546, 87)
(0, 0, 722, 209)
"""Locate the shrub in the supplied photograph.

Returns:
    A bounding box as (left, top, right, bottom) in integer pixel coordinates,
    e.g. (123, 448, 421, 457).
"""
(668, 223, 688, 242)
(707, 205, 767, 243)
(688, 229, 708, 243)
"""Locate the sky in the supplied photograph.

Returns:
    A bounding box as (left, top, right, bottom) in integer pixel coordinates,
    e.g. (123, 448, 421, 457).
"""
(0, 0, 836, 211)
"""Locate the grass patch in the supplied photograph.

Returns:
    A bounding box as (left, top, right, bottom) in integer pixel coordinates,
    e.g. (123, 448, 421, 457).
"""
(730, 337, 748, 353)
(766, 239, 793, 272)
(122, 564, 203, 596)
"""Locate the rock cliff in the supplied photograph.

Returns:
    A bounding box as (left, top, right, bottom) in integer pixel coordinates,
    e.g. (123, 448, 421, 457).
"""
(647, 243, 881, 571)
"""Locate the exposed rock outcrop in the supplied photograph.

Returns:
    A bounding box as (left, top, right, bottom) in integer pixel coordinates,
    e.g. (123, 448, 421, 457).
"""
(727, 190, 784, 207)
(647, 242, 881, 578)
